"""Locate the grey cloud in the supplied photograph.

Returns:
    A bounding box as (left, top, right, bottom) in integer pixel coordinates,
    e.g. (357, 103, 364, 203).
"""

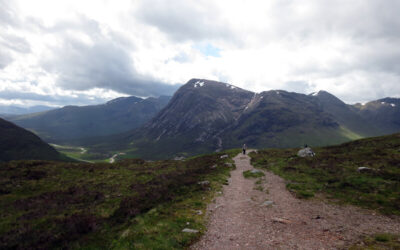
(0, 89, 113, 106)
(135, 0, 233, 42)
(283, 81, 312, 94)
(38, 17, 179, 97)
(0, 33, 31, 53)
(269, 1, 400, 41)
(0, 0, 19, 27)
(0, 48, 13, 69)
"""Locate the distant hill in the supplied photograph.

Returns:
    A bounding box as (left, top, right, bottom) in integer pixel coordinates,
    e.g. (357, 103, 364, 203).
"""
(0, 118, 64, 162)
(0, 105, 55, 116)
(8, 96, 171, 143)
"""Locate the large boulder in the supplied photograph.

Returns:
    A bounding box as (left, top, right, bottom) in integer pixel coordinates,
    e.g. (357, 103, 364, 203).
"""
(297, 147, 315, 157)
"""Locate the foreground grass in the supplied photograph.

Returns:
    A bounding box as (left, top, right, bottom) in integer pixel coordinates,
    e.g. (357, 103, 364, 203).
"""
(250, 133, 400, 215)
(0, 149, 240, 249)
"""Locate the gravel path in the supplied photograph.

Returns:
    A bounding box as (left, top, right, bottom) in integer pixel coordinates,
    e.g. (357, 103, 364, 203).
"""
(192, 151, 400, 249)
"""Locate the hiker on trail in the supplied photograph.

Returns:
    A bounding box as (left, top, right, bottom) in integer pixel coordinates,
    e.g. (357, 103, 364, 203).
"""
(242, 144, 247, 155)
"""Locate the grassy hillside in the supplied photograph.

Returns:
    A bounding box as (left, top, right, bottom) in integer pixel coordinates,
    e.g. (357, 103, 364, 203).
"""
(0, 149, 239, 249)
(250, 133, 400, 215)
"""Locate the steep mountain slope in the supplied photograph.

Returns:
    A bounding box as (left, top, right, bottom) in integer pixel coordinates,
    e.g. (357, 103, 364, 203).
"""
(124, 79, 254, 157)
(353, 98, 400, 135)
(9, 96, 171, 143)
(0, 118, 63, 161)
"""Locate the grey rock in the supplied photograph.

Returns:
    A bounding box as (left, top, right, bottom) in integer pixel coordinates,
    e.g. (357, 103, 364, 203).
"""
(297, 147, 315, 157)
(250, 169, 262, 174)
(261, 200, 274, 207)
(174, 156, 185, 161)
(210, 164, 217, 169)
(198, 180, 210, 188)
(220, 154, 229, 159)
(357, 167, 373, 173)
(182, 228, 199, 233)
(225, 163, 233, 167)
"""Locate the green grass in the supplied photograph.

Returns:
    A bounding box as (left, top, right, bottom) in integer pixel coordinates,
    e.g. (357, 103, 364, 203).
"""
(349, 233, 400, 249)
(0, 149, 239, 249)
(250, 133, 400, 215)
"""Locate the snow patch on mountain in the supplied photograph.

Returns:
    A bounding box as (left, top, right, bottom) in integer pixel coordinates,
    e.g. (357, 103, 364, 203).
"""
(225, 83, 237, 89)
(194, 81, 205, 88)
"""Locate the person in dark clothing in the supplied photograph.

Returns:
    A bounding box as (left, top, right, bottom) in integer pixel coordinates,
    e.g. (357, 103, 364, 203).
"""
(242, 144, 247, 155)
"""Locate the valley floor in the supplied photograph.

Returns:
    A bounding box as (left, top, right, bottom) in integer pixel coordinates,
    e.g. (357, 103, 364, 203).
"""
(192, 151, 400, 249)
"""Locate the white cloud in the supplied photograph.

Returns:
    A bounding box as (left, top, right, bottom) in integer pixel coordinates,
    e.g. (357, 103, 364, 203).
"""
(0, 0, 400, 107)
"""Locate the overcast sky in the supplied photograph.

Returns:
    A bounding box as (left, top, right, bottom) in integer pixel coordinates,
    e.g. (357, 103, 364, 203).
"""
(1, 0, 400, 107)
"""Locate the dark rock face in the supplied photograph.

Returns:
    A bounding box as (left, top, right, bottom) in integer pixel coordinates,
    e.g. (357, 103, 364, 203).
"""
(147, 79, 254, 137)
(0, 118, 63, 162)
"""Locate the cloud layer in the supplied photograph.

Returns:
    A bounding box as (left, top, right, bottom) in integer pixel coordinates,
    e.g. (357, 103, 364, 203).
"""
(1, 0, 400, 107)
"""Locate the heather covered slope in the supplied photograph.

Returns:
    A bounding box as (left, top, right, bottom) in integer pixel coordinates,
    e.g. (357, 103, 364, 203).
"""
(0, 118, 63, 162)
(0, 151, 237, 249)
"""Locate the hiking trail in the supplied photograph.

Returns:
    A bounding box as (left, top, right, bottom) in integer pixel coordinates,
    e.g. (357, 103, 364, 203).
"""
(192, 151, 400, 249)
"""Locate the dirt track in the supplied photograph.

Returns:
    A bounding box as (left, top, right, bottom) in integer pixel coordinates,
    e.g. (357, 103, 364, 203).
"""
(192, 151, 400, 249)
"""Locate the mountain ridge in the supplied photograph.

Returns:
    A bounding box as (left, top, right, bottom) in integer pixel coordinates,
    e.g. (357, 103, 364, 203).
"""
(8, 95, 171, 143)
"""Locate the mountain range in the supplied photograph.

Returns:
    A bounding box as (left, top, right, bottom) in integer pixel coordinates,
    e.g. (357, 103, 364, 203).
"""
(3, 78, 400, 160)
(8, 96, 171, 143)
(0, 118, 64, 162)
(85, 79, 400, 159)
